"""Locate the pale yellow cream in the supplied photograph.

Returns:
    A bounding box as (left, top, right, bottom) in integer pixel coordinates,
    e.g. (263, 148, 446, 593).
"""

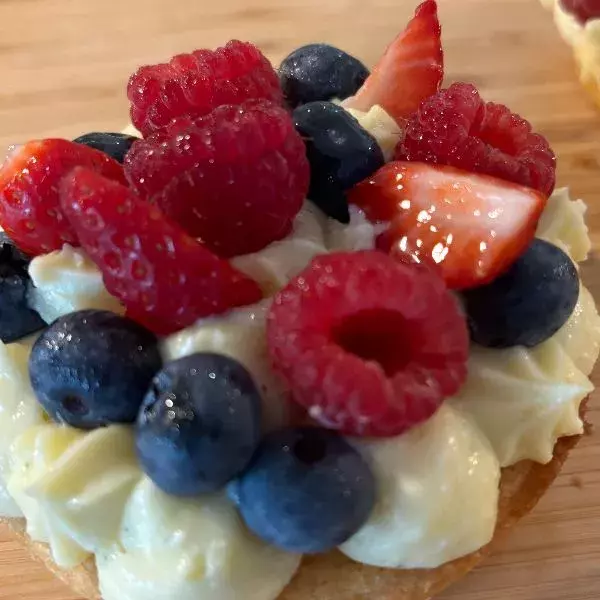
(554, 285, 600, 375)
(7, 425, 300, 600)
(0, 337, 45, 517)
(345, 105, 403, 161)
(231, 202, 327, 295)
(575, 20, 600, 100)
(7, 425, 140, 567)
(536, 187, 590, 262)
(542, 0, 600, 102)
(162, 301, 291, 432)
(326, 205, 381, 252)
(449, 336, 593, 466)
(340, 404, 500, 568)
(551, 0, 584, 45)
(28, 244, 124, 323)
(7, 425, 90, 567)
(96, 479, 301, 600)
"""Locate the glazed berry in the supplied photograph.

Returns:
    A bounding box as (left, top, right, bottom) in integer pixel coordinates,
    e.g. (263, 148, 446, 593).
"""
(396, 82, 556, 196)
(560, 0, 600, 24)
(0, 237, 45, 342)
(463, 239, 579, 348)
(74, 132, 139, 163)
(350, 161, 546, 290)
(279, 44, 369, 108)
(345, 0, 443, 122)
(293, 101, 384, 223)
(128, 40, 283, 136)
(0, 139, 126, 256)
(267, 251, 468, 437)
(29, 310, 162, 429)
(125, 99, 309, 257)
(60, 168, 262, 335)
(230, 427, 375, 553)
(136, 353, 262, 496)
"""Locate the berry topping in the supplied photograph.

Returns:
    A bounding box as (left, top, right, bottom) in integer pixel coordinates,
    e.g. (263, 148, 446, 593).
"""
(128, 40, 283, 136)
(267, 251, 468, 437)
(344, 0, 443, 122)
(396, 82, 556, 196)
(350, 162, 546, 290)
(0, 231, 31, 265)
(293, 101, 384, 223)
(60, 168, 262, 335)
(0, 236, 45, 342)
(0, 139, 126, 256)
(463, 239, 580, 348)
(74, 132, 139, 163)
(125, 99, 309, 257)
(230, 427, 375, 553)
(279, 44, 369, 108)
(136, 353, 262, 496)
(560, 0, 600, 24)
(29, 310, 162, 429)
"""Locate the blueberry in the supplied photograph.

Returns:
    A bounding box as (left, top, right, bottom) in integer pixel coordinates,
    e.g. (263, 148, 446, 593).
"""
(293, 101, 384, 222)
(73, 132, 139, 163)
(0, 235, 45, 342)
(229, 427, 375, 553)
(463, 239, 580, 348)
(29, 310, 162, 428)
(0, 232, 31, 264)
(136, 353, 262, 496)
(279, 44, 369, 108)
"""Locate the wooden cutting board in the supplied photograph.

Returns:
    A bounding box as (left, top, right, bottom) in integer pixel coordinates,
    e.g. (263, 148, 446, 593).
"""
(0, 0, 599, 598)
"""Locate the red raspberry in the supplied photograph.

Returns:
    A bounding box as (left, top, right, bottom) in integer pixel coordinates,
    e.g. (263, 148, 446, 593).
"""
(395, 83, 556, 196)
(60, 168, 262, 335)
(128, 40, 283, 136)
(560, 0, 600, 23)
(0, 140, 125, 256)
(267, 251, 469, 437)
(125, 99, 309, 258)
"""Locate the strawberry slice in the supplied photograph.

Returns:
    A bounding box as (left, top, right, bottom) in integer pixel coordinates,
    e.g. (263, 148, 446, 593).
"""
(349, 162, 547, 290)
(343, 0, 443, 122)
(60, 168, 263, 335)
(0, 139, 126, 256)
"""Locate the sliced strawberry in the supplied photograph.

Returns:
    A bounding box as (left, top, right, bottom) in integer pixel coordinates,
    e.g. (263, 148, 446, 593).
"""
(60, 168, 263, 335)
(0, 140, 126, 256)
(343, 0, 443, 122)
(349, 162, 547, 290)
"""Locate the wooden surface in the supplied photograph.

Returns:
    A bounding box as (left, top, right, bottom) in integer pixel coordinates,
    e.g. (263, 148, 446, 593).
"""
(1, 0, 600, 598)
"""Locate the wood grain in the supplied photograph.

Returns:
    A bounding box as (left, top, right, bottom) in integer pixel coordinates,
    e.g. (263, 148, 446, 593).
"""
(0, 0, 599, 598)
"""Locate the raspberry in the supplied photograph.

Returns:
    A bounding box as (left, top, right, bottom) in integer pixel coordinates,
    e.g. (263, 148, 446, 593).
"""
(128, 40, 283, 136)
(267, 251, 469, 437)
(560, 0, 600, 23)
(0, 139, 126, 256)
(60, 168, 262, 335)
(395, 82, 556, 196)
(125, 99, 309, 258)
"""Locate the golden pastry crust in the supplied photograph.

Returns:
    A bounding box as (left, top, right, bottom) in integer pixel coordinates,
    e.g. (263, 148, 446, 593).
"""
(0, 400, 588, 600)
(578, 58, 600, 109)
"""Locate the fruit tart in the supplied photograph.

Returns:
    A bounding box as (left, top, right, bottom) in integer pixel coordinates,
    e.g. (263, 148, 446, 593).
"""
(0, 2, 598, 600)
(541, 0, 600, 107)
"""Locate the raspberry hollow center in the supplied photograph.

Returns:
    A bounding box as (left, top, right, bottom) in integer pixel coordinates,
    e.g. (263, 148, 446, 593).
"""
(332, 309, 413, 377)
